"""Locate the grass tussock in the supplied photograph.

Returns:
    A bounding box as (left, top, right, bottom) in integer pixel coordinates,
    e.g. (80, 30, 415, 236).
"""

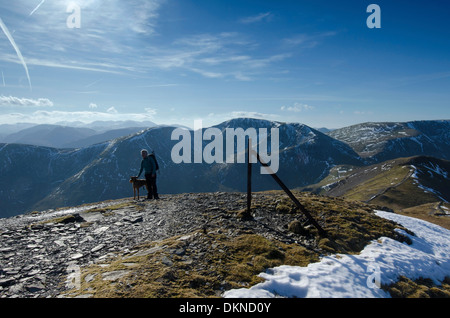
(385, 276, 450, 298)
(399, 202, 450, 230)
(264, 191, 412, 255)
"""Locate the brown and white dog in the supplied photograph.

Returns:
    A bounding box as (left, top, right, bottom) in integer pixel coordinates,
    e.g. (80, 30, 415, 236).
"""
(129, 176, 148, 200)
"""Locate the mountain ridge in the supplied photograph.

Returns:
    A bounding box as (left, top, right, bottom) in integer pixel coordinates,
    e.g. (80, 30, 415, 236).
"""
(1, 118, 364, 217)
(1, 118, 449, 218)
(304, 155, 450, 229)
(0, 122, 157, 149)
(327, 120, 450, 163)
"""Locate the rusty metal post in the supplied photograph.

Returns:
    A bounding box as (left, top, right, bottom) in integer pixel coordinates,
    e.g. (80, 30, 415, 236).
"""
(256, 153, 327, 236)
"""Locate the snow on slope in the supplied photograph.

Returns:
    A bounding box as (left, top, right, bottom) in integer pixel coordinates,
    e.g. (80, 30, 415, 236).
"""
(223, 211, 450, 298)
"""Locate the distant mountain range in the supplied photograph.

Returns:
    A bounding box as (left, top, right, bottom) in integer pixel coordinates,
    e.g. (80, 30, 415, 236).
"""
(0, 118, 449, 218)
(0, 121, 157, 148)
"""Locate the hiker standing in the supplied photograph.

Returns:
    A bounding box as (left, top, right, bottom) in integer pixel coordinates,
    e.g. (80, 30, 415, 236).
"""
(137, 149, 159, 200)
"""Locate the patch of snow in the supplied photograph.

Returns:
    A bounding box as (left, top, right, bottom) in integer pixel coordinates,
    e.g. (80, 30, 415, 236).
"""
(410, 165, 448, 202)
(423, 162, 448, 179)
(223, 211, 450, 298)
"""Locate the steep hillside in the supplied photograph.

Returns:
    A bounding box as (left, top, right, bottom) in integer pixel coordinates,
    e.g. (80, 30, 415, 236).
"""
(327, 120, 450, 163)
(306, 156, 450, 221)
(0, 143, 108, 218)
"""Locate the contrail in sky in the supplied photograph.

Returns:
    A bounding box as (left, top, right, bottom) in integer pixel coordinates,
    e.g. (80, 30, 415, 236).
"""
(0, 17, 32, 90)
(1, 71, 5, 87)
(29, 0, 46, 17)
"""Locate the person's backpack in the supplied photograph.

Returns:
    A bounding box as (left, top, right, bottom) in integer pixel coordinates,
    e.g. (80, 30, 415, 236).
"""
(150, 153, 159, 171)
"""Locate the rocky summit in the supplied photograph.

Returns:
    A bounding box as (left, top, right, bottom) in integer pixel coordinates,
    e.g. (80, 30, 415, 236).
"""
(0, 191, 408, 298)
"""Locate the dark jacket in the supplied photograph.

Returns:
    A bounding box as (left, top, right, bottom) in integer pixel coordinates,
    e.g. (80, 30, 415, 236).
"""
(137, 155, 156, 177)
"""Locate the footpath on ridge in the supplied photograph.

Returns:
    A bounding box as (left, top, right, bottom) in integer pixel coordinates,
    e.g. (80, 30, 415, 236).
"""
(0, 191, 407, 298)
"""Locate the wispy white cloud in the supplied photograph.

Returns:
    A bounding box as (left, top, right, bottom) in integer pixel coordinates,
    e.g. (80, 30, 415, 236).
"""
(244, 53, 292, 69)
(229, 111, 280, 119)
(388, 71, 450, 88)
(144, 107, 157, 116)
(20, 0, 164, 36)
(0, 53, 132, 75)
(142, 33, 291, 81)
(200, 55, 251, 65)
(85, 78, 103, 88)
(353, 110, 373, 115)
(0, 18, 32, 90)
(239, 12, 273, 24)
(281, 103, 314, 112)
(124, 0, 165, 35)
(0, 2, 294, 86)
(0, 109, 157, 125)
(283, 34, 312, 47)
(233, 72, 251, 81)
(0, 0, 164, 82)
(138, 83, 179, 88)
(187, 67, 224, 79)
(283, 31, 337, 48)
(29, 0, 45, 17)
(106, 106, 118, 114)
(0, 95, 53, 107)
(205, 110, 280, 124)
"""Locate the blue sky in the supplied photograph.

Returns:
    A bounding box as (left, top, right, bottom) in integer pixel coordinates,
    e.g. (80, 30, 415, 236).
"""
(0, 0, 449, 129)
